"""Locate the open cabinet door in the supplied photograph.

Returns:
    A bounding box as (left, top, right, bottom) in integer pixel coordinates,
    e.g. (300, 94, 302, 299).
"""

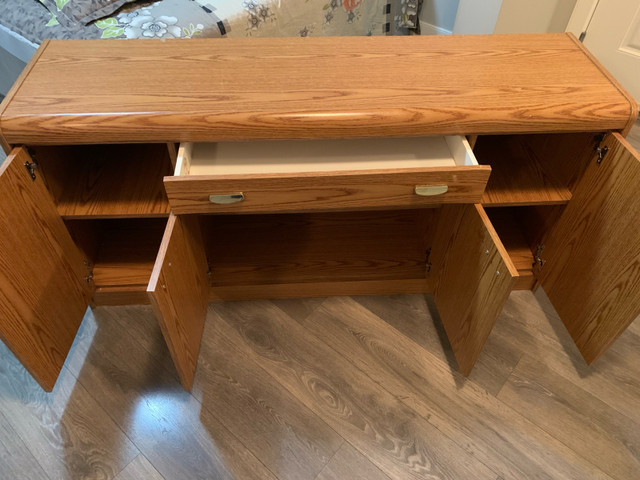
(536, 132, 640, 364)
(431, 204, 518, 375)
(0, 147, 92, 391)
(148, 214, 209, 390)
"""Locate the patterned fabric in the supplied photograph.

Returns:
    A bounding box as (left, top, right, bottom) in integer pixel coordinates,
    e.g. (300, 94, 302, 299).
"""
(0, 0, 421, 45)
(39, 0, 139, 27)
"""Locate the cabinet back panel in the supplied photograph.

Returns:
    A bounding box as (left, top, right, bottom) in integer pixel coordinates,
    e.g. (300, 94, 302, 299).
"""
(33, 144, 172, 218)
(202, 210, 436, 286)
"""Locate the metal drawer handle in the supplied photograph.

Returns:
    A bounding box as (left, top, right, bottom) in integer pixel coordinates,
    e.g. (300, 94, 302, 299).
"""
(209, 193, 244, 204)
(414, 185, 448, 196)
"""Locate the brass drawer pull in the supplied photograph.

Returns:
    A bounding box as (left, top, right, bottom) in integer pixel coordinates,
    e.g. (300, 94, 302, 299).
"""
(414, 185, 448, 196)
(209, 193, 244, 204)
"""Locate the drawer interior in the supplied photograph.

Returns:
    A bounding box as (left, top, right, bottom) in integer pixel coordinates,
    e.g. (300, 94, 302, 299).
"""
(176, 135, 477, 176)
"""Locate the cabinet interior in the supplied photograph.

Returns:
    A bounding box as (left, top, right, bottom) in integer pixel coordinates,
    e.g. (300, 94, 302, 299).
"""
(29, 131, 598, 304)
(200, 209, 437, 289)
(65, 217, 167, 297)
(473, 132, 596, 207)
(33, 144, 172, 219)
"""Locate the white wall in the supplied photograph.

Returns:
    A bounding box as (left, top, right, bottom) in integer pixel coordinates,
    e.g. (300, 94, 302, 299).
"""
(494, 0, 579, 33)
(420, 0, 460, 34)
(453, 0, 503, 34)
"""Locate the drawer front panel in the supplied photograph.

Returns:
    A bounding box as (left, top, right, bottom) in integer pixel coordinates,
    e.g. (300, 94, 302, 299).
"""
(164, 166, 491, 214)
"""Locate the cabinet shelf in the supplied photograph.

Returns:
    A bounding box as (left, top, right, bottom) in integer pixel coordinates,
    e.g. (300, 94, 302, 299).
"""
(35, 144, 172, 219)
(486, 208, 536, 290)
(475, 136, 572, 207)
(91, 219, 166, 289)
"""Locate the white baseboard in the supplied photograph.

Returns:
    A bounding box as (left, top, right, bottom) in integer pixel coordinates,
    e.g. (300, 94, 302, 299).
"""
(419, 20, 452, 35)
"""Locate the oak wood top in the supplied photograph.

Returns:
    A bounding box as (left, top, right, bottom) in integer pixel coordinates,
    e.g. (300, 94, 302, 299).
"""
(0, 34, 635, 145)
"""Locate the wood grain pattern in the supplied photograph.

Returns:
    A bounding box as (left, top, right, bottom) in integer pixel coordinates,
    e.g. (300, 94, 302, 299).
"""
(430, 204, 518, 376)
(92, 285, 151, 306)
(475, 135, 572, 206)
(62, 305, 278, 480)
(91, 218, 166, 288)
(166, 142, 178, 169)
(498, 354, 640, 480)
(302, 296, 619, 480)
(496, 289, 640, 429)
(114, 455, 164, 480)
(537, 132, 640, 364)
(486, 208, 536, 290)
(1, 290, 637, 480)
(211, 300, 499, 480)
(0, 35, 634, 145)
(34, 144, 171, 219)
(209, 279, 431, 302)
(194, 308, 343, 480)
(148, 215, 209, 390)
(353, 294, 520, 397)
(0, 411, 49, 480)
(0, 147, 91, 392)
(204, 210, 435, 287)
(0, 40, 50, 153)
(316, 443, 391, 480)
(0, 340, 139, 480)
(566, 32, 639, 137)
(165, 166, 490, 214)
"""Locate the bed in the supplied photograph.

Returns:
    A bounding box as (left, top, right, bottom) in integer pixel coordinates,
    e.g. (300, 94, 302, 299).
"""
(0, 0, 421, 61)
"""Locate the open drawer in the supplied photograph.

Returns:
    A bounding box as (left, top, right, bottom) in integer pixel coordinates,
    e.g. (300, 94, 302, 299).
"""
(163, 136, 491, 214)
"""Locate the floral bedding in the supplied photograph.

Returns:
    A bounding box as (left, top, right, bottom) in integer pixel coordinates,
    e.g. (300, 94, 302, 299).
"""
(0, 0, 421, 45)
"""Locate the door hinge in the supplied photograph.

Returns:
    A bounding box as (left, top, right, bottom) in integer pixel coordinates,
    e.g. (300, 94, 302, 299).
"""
(578, 31, 586, 42)
(24, 147, 39, 181)
(534, 244, 545, 269)
(24, 160, 38, 180)
(84, 260, 93, 284)
(594, 133, 609, 165)
(425, 248, 432, 275)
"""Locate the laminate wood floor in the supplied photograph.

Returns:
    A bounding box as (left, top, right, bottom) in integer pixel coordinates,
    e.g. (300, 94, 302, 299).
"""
(1, 124, 639, 480)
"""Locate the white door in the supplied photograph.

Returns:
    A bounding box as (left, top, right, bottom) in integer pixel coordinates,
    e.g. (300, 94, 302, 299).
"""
(568, 0, 640, 101)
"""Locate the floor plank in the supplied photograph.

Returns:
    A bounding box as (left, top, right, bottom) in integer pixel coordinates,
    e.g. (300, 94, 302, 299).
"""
(299, 296, 615, 480)
(494, 290, 640, 425)
(315, 442, 391, 480)
(192, 313, 343, 480)
(0, 410, 50, 480)
(65, 306, 278, 480)
(497, 354, 640, 480)
(211, 300, 500, 480)
(353, 294, 521, 396)
(114, 454, 164, 480)
(0, 327, 139, 480)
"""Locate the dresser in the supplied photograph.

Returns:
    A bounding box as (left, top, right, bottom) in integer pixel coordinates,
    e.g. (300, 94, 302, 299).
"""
(1, 34, 639, 393)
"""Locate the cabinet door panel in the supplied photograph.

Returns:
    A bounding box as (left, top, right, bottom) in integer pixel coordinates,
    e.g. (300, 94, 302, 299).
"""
(0, 147, 91, 391)
(147, 214, 209, 390)
(537, 133, 640, 364)
(431, 204, 518, 375)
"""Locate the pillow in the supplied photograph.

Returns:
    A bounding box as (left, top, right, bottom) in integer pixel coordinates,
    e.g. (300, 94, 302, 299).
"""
(39, 0, 140, 27)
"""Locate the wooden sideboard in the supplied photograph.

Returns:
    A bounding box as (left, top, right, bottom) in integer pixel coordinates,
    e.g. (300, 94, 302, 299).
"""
(1, 34, 639, 393)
